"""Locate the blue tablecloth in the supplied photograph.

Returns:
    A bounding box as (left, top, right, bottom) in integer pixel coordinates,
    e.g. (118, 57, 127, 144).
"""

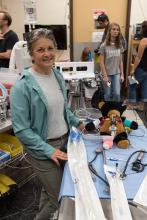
(59, 125, 147, 200)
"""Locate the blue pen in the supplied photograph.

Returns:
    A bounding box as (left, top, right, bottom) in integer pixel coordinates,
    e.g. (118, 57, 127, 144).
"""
(107, 157, 118, 161)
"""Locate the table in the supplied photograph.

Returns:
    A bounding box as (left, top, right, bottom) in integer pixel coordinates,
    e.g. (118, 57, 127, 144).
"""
(59, 123, 147, 219)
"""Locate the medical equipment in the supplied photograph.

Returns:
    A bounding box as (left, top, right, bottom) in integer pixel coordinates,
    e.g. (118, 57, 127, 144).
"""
(22, 0, 37, 30)
(0, 97, 7, 124)
(0, 82, 8, 124)
(68, 127, 107, 220)
(75, 108, 102, 122)
(55, 62, 95, 110)
(120, 150, 147, 179)
(9, 41, 32, 73)
(133, 23, 143, 40)
(104, 164, 133, 220)
(132, 151, 146, 172)
(134, 174, 147, 207)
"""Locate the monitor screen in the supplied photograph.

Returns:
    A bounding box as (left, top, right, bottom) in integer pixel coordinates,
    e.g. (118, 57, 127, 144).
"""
(24, 24, 67, 50)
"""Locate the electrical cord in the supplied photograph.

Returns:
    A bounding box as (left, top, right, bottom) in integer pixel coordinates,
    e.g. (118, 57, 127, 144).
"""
(120, 150, 147, 179)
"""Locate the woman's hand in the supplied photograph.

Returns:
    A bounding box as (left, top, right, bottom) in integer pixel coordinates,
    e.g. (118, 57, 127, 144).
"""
(120, 75, 124, 83)
(130, 70, 135, 76)
(77, 122, 85, 131)
(130, 64, 135, 76)
(50, 149, 68, 166)
(103, 76, 109, 85)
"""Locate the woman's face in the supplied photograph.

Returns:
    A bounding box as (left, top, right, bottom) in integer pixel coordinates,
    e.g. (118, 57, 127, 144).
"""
(31, 37, 56, 71)
(110, 25, 120, 38)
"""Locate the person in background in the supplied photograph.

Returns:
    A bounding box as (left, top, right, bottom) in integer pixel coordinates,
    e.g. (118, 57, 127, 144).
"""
(99, 23, 124, 101)
(10, 28, 84, 220)
(94, 13, 126, 54)
(128, 20, 147, 111)
(97, 13, 110, 45)
(0, 10, 19, 68)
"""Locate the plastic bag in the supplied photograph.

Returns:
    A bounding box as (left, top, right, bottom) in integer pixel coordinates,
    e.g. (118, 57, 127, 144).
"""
(133, 174, 147, 207)
(68, 127, 106, 220)
(104, 164, 132, 220)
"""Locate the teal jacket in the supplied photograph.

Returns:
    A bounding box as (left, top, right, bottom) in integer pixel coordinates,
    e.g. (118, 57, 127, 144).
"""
(10, 68, 80, 160)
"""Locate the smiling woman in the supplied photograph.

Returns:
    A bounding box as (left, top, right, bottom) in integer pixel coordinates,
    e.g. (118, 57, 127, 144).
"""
(28, 30, 57, 74)
(10, 28, 85, 220)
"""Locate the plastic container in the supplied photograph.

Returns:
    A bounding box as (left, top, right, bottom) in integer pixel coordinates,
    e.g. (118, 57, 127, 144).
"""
(0, 149, 10, 164)
(84, 85, 97, 99)
(0, 133, 23, 157)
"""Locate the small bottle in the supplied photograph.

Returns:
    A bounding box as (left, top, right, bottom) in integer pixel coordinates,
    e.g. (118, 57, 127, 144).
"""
(89, 51, 93, 61)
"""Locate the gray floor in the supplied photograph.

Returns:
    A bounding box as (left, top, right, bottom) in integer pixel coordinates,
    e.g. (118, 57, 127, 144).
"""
(58, 197, 147, 220)
(0, 101, 147, 220)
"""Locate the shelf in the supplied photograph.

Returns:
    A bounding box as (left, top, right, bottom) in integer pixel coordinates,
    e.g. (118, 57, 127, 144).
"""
(0, 153, 23, 169)
(0, 118, 12, 133)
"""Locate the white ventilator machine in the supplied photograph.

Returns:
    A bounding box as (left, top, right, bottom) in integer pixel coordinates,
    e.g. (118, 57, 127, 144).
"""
(55, 61, 95, 109)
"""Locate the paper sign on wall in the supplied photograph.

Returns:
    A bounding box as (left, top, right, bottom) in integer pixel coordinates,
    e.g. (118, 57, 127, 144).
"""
(92, 32, 104, 42)
(93, 9, 107, 20)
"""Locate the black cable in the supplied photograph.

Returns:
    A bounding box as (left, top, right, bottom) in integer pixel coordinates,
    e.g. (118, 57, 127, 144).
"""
(89, 152, 99, 164)
(120, 150, 147, 179)
(88, 150, 109, 187)
(89, 148, 147, 217)
(88, 163, 109, 187)
(89, 149, 147, 215)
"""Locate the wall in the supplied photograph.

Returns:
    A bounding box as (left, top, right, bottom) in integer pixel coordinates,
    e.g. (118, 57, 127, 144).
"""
(73, 0, 128, 60)
(0, 0, 129, 61)
(0, 0, 69, 38)
(0, 0, 70, 61)
(130, 0, 147, 25)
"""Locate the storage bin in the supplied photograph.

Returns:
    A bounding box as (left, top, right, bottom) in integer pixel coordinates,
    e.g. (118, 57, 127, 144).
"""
(0, 149, 10, 164)
(0, 133, 23, 157)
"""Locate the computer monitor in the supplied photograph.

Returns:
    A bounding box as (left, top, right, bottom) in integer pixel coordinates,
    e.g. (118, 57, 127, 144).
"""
(24, 24, 67, 50)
